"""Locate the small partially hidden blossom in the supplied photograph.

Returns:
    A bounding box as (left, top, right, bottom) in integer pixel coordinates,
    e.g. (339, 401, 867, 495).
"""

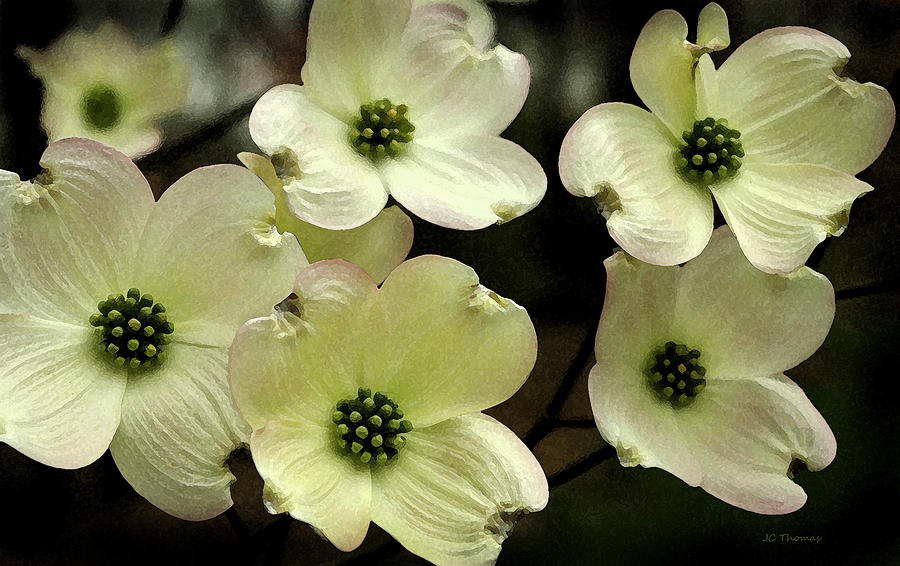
(249, 0, 547, 231)
(589, 226, 837, 514)
(18, 22, 189, 159)
(0, 138, 306, 520)
(559, 2, 895, 273)
(228, 256, 548, 564)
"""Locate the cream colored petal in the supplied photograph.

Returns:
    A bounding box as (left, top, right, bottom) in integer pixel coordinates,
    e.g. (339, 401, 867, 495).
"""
(109, 342, 249, 521)
(251, 418, 372, 551)
(692, 3, 729, 52)
(559, 103, 713, 265)
(228, 261, 378, 430)
(134, 164, 306, 348)
(680, 374, 836, 514)
(629, 9, 697, 136)
(711, 162, 872, 274)
(371, 413, 547, 565)
(249, 84, 389, 229)
(0, 315, 125, 469)
(715, 26, 895, 175)
(363, 256, 537, 428)
(383, 135, 546, 230)
(674, 226, 834, 379)
(0, 138, 154, 323)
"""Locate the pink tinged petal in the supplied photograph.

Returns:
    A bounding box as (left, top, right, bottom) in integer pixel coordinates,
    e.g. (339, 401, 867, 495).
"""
(0, 315, 126, 469)
(629, 9, 697, 136)
(711, 162, 873, 274)
(251, 419, 372, 552)
(229, 260, 378, 430)
(680, 374, 836, 514)
(674, 226, 835, 379)
(134, 164, 306, 348)
(109, 343, 250, 521)
(394, 2, 531, 138)
(302, 0, 412, 122)
(588, 363, 703, 485)
(0, 138, 154, 322)
(383, 135, 546, 230)
(715, 26, 895, 175)
(249, 84, 389, 230)
(558, 103, 713, 265)
(371, 413, 547, 565)
(364, 256, 537, 428)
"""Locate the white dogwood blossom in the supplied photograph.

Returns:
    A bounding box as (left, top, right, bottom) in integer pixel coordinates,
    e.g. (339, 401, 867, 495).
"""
(590, 226, 836, 514)
(229, 256, 548, 564)
(559, 3, 894, 273)
(249, 0, 546, 231)
(0, 138, 306, 520)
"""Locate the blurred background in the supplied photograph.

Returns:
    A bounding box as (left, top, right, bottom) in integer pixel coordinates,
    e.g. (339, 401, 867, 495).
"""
(1, 0, 898, 564)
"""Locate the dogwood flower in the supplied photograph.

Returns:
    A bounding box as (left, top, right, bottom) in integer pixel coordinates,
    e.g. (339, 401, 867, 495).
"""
(228, 256, 547, 564)
(19, 22, 189, 158)
(590, 226, 836, 514)
(238, 151, 413, 284)
(249, 0, 546, 231)
(0, 138, 305, 520)
(559, 3, 895, 273)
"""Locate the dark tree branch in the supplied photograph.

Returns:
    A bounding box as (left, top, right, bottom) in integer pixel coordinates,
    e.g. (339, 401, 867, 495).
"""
(835, 278, 900, 301)
(548, 444, 616, 489)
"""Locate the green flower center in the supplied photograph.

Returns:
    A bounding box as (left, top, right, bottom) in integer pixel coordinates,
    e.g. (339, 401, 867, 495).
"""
(332, 387, 413, 465)
(648, 341, 706, 406)
(81, 85, 124, 131)
(89, 288, 174, 369)
(677, 117, 744, 182)
(351, 99, 414, 161)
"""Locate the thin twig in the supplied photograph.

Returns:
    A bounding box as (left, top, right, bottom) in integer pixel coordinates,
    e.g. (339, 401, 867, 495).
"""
(548, 444, 616, 489)
(549, 417, 595, 429)
(835, 278, 900, 301)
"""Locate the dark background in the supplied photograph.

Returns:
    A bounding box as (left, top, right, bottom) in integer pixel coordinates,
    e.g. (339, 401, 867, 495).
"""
(1, 0, 898, 564)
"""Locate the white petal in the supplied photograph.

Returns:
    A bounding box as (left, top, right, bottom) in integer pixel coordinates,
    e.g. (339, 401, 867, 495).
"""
(588, 362, 702, 485)
(392, 2, 530, 138)
(371, 413, 547, 565)
(134, 164, 306, 348)
(364, 256, 537, 428)
(251, 418, 372, 551)
(411, 0, 496, 51)
(109, 342, 249, 521)
(302, 0, 412, 122)
(383, 135, 546, 229)
(629, 9, 697, 136)
(674, 226, 835, 379)
(559, 103, 713, 265)
(693, 3, 729, 52)
(711, 162, 872, 274)
(249, 84, 389, 229)
(0, 138, 154, 323)
(0, 315, 125, 469)
(681, 374, 836, 514)
(229, 260, 378, 430)
(715, 27, 895, 175)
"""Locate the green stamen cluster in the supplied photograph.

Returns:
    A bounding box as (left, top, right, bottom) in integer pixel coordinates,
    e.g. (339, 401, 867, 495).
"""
(332, 387, 413, 465)
(90, 288, 173, 369)
(352, 99, 414, 160)
(678, 117, 744, 182)
(648, 341, 706, 406)
(81, 85, 123, 131)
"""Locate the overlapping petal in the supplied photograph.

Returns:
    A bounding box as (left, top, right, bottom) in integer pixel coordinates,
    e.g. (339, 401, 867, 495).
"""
(0, 138, 154, 322)
(681, 374, 836, 514)
(249, 85, 388, 229)
(712, 163, 872, 274)
(384, 135, 546, 229)
(229, 261, 377, 429)
(109, 343, 249, 521)
(251, 418, 372, 551)
(0, 315, 125, 469)
(559, 103, 713, 265)
(362, 256, 537, 428)
(371, 413, 547, 565)
(134, 164, 306, 348)
(714, 27, 895, 175)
